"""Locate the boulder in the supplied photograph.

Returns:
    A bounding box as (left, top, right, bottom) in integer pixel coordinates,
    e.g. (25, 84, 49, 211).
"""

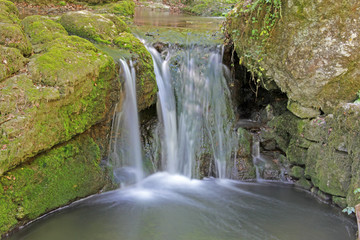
(0, 46, 27, 81)
(60, 10, 129, 44)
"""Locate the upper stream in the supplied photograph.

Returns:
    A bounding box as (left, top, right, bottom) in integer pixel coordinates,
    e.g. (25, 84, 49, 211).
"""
(6, 7, 357, 240)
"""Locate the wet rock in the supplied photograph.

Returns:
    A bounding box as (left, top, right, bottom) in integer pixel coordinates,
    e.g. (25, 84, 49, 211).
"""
(332, 196, 347, 209)
(295, 178, 312, 191)
(290, 166, 304, 179)
(113, 32, 157, 111)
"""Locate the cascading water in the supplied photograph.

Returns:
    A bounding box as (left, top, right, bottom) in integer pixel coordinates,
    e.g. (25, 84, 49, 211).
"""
(108, 59, 143, 185)
(146, 44, 237, 178)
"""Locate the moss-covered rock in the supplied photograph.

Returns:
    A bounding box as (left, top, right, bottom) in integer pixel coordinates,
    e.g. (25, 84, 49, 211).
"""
(0, 34, 117, 175)
(0, 134, 108, 235)
(181, 0, 237, 16)
(286, 139, 307, 165)
(60, 10, 130, 45)
(287, 99, 320, 119)
(21, 15, 68, 47)
(290, 166, 304, 179)
(114, 32, 157, 110)
(0, 46, 27, 81)
(0, 23, 32, 56)
(332, 196, 347, 209)
(0, 0, 20, 24)
(295, 177, 312, 191)
(305, 143, 352, 197)
(232, 127, 255, 179)
(226, 0, 360, 114)
(92, 0, 135, 17)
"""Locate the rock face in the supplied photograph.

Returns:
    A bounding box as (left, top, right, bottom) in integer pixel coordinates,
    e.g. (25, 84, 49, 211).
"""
(0, 15, 116, 176)
(261, 103, 360, 207)
(226, 0, 360, 115)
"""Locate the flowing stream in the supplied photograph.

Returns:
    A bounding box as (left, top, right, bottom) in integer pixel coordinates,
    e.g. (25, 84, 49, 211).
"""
(6, 8, 357, 240)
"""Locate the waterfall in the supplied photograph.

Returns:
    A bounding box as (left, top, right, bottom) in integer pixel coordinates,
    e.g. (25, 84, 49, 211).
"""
(146, 44, 237, 178)
(108, 59, 144, 185)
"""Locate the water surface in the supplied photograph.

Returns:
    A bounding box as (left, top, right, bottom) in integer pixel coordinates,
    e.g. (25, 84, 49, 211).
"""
(8, 173, 356, 240)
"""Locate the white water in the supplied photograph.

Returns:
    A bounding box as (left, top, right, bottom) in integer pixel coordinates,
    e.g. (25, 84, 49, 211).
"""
(146, 45, 237, 178)
(108, 59, 143, 185)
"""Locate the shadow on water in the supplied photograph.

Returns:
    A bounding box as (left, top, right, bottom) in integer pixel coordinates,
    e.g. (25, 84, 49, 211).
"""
(8, 173, 356, 240)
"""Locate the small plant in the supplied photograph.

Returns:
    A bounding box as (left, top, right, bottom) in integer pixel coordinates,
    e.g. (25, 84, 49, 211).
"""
(226, 0, 282, 97)
(343, 188, 360, 215)
(355, 90, 360, 104)
(59, 1, 66, 6)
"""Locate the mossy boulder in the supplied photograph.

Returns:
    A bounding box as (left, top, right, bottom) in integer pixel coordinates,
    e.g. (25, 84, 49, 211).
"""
(304, 144, 352, 197)
(0, 134, 108, 235)
(0, 33, 117, 175)
(0, 0, 20, 24)
(226, 0, 360, 114)
(21, 15, 68, 47)
(60, 10, 130, 45)
(0, 46, 27, 81)
(290, 166, 304, 179)
(114, 32, 157, 110)
(181, 0, 237, 16)
(92, 0, 135, 17)
(0, 23, 32, 56)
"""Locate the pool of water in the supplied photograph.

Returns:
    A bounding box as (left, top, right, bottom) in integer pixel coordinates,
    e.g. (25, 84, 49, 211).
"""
(132, 7, 224, 45)
(8, 173, 356, 240)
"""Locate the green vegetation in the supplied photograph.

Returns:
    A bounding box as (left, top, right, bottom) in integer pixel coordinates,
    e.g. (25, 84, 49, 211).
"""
(92, 0, 135, 17)
(0, 46, 28, 81)
(60, 11, 130, 45)
(182, 0, 238, 16)
(0, 0, 20, 24)
(22, 15, 68, 46)
(226, 0, 282, 96)
(343, 188, 360, 214)
(0, 135, 107, 235)
(355, 90, 360, 104)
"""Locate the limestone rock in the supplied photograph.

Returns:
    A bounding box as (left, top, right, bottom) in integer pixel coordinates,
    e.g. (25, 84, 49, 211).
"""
(114, 32, 157, 111)
(22, 15, 68, 47)
(287, 100, 320, 119)
(0, 46, 27, 81)
(60, 11, 130, 44)
(0, 18, 117, 175)
(226, 0, 360, 114)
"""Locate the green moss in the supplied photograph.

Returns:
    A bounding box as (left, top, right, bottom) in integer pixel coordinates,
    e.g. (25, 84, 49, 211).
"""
(295, 177, 312, 190)
(290, 166, 304, 179)
(0, 134, 107, 235)
(114, 32, 157, 110)
(93, 0, 135, 17)
(1, 35, 116, 175)
(0, 23, 32, 56)
(0, 46, 28, 82)
(21, 15, 68, 46)
(60, 11, 130, 45)
(0, 0, 20, 24)
(182, 0, 237, 16)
